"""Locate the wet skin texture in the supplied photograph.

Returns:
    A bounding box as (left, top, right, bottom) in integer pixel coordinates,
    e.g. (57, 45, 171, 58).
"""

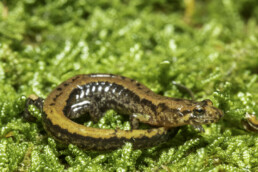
(25, 74, 223, 150)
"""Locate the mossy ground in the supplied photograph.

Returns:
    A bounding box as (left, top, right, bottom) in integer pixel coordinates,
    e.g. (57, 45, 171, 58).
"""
(0, 0, 258, 171)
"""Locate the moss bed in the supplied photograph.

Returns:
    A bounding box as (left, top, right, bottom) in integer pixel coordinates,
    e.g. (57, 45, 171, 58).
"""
(0, 0, 258, 171)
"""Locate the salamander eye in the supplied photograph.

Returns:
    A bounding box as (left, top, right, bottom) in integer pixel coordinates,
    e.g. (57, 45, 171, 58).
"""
(194, 108, 205, 115)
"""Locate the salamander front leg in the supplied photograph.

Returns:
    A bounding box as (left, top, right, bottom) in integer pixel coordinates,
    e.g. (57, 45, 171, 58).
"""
(130, 113, 152, 129)
(192, 125, 205, 132)
(130, 115, 140, 129)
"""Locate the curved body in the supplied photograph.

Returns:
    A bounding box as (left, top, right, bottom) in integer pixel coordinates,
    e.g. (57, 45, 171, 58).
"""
(42, 74, 223, 150)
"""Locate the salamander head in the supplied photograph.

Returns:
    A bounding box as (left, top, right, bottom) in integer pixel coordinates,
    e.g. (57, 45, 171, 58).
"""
(156, 99, 223, 128)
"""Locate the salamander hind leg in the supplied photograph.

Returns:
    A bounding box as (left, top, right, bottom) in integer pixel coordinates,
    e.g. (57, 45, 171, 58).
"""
(66, 100, 104, 122)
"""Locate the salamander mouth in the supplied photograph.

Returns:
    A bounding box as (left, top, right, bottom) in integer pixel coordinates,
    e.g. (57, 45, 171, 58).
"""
(192, 115, 221, 124)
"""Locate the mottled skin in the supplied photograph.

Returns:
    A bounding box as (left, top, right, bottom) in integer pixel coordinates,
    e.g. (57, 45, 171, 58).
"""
(25, 74, 223, 150)
(64, 74, 223, 129)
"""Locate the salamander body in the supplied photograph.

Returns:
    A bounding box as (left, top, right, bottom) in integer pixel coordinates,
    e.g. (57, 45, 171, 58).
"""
(26, 74, 223, 150)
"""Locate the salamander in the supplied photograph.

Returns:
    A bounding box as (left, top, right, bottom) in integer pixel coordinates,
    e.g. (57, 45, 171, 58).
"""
(24, 74, 223, 150)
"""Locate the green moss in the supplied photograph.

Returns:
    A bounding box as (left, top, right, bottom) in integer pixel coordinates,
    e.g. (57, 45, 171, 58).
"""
(0, 0, 258, 171)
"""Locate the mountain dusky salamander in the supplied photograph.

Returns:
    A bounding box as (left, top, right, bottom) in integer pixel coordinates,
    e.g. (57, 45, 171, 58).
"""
(25, 74, 223, 150)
